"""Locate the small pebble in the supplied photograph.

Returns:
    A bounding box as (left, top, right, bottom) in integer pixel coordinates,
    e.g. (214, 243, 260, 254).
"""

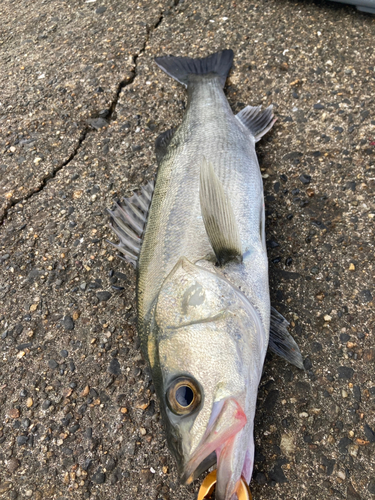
(87, 117, 108, 129)
(364, 423, 375, 442)
(42, 400, 51, 410)
(299, 174, 311, 185)
(69, 424, 80, 433)
(338, 366, 354, 380)
(72, 310, 80, 321)
(360, 289, 373, 303)
(0, 483, 12, 494)
(84, 427, 93, 439)
(81, 385, 90, 397)
(108, 358, 121, 376)
(21, 418, 30, 429)
(95, 6, 107, 14)
(96, 291, 112, 302)
(280, 433, 295, 456)
(337, 470, 346, 480)
(92, 470, 106, 484)
(348, 445, 359, 458)
(48, 359, 58, 370)
(16, 435, 28, 445)
(7, 458, 20, 473)
(267, 240, 279, 248)
(9, 408, 20, 419)
(62, 316, 74, 331)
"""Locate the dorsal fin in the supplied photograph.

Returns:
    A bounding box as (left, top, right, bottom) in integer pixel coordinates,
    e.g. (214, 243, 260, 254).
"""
(107, 181, 154, 268)
(155, 128, 175, 165)
(199, 158, 242, 265)
(236, 105, 276, 142)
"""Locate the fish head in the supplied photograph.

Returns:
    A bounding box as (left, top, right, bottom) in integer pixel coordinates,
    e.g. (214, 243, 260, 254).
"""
(152, 257, 266, 500)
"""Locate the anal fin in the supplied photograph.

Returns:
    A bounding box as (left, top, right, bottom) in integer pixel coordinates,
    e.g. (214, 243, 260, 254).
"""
(236, 105, 276, 142)
(269, 306, 304, 369)
(199, 158, 242, 265)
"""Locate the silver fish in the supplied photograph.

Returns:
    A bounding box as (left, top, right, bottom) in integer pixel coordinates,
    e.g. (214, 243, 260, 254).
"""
(108, 49, 302, 500)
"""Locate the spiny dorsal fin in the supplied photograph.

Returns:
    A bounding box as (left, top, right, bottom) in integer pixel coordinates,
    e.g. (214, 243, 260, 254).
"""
(236, 105, 276, 142)
(107, 180, 154, 268)
(199, 158, 242, 265)
(269, 306, 304, 369)
(155, 128, 175, 165)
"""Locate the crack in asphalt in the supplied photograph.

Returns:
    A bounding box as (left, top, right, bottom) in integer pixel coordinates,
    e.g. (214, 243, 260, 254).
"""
(0, 127, 89, 226)
(0, 4, 170, 226)
(107, 6, 168, 122)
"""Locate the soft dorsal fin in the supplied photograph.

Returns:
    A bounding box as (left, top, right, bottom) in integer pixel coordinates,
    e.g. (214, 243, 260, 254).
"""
(236, 105, 276, 142)
(155, 128, 175, 165)
(199, 158, 242, 265)
(107, 181, 154, 268)
(269, 307, 304, 369)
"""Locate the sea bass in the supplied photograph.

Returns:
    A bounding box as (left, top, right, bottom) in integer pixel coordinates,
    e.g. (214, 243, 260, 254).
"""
(108, 50, 302, 500)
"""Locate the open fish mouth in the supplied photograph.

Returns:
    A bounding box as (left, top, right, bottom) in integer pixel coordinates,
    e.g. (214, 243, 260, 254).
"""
(182, 397, 250, 500)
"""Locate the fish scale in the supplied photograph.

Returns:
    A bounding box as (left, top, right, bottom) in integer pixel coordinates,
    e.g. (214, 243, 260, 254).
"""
(107, 49, 303, 500)
(138, 76, 268, 339)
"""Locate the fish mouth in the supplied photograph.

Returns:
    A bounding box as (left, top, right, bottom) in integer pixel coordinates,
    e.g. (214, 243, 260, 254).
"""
(182, 397, 249, 500)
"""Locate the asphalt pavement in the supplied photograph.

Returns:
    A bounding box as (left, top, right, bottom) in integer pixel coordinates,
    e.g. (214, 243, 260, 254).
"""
(1, 0, 374, 499)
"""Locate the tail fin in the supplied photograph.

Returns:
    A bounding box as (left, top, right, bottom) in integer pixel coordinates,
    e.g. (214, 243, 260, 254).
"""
(155, 49, 234, 88)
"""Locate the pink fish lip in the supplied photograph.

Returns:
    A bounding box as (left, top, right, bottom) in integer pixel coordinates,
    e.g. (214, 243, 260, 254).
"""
(181, 397, 247, 485)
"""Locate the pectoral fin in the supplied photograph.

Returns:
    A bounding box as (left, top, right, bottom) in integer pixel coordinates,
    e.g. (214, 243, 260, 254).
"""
(199, 158, 242, 265)
(269, 307, 304, 369)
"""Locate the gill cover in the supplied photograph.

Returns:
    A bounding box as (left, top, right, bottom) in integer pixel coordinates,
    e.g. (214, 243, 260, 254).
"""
(155, 257, 263, 340)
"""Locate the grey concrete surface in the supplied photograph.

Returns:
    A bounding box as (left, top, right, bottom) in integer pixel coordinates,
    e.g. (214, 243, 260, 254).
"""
(0, 0, 159, 219)
(0, 1, 374, 499)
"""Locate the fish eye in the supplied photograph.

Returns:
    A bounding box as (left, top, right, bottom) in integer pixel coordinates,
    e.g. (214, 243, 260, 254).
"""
(166, 377, 201, 416)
